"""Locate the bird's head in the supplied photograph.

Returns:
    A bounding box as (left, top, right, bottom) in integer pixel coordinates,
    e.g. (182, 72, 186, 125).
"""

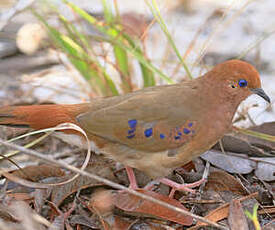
(206, 59, 270, 104)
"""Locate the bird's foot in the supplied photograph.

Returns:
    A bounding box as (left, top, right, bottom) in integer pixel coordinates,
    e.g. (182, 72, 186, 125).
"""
(125, 166, 139, 190)
(124, 166, 206, 198)
(159, 177, 205, 198)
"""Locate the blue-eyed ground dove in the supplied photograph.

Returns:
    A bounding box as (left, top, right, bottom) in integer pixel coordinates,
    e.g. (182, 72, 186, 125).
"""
(0, 60, 270, 192)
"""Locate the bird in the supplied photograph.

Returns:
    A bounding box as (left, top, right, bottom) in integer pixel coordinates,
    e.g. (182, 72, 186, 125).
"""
(0, 60, 271, 194)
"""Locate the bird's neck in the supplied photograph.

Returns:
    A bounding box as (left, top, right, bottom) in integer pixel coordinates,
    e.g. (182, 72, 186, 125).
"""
(198, 76, 240, 130)
(201, 74, 243, 109)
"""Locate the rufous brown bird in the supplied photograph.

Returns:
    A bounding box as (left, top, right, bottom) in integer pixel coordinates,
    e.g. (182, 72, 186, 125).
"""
(0, 60, 271, 193)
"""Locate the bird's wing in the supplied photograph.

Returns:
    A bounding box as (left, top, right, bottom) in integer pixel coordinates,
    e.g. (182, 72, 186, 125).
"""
(77, 84, 199, 152)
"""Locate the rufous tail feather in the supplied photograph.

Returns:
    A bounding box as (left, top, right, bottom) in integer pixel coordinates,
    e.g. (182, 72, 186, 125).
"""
(0, 104, 90, 130)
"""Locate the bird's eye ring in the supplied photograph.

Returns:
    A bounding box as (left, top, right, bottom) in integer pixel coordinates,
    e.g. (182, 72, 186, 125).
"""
(238, 79, 248, 88)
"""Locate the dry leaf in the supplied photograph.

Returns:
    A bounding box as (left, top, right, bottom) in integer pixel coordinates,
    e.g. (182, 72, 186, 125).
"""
(201, 150, 256, 174)
(51, 156, 117, 206)
(205, 171, 248, 195)
(70, 215, 99, 229)
(113, 189, 193, 226)
(228, 199, 249, 230)
(191, 192, 258, 229)
(11, 164, 65, 181)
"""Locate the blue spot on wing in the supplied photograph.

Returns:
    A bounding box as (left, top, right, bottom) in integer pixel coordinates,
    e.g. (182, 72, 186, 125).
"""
(188, 122, 193, 127)
(160, 133, 165, 139)
(174, 136, 181, 140)
(128, 129, 135, 134)
(128, 119, 137, 128)
(127, 134, 135, 139)
(183, 128, 190, 134)
(127, 119, 137, 139)
(144, 128, 153, 137)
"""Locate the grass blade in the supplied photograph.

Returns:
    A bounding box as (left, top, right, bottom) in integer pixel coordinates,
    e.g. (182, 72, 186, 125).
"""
(147, 0, 192, 79)
(33, 9, 119, 96)
(64, 0, 173, 84)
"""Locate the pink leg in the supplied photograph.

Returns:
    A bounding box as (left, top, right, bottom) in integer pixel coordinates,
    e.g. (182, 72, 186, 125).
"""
(159, 178, 205, 198)
(125, 166, 138, 189)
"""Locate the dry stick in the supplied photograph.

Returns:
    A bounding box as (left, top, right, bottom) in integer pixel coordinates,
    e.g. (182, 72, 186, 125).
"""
(171, 11, 217, 79)
(194, 0, 255, 68)
(237, 28, 275, 59)
(0, 139, 228, 230)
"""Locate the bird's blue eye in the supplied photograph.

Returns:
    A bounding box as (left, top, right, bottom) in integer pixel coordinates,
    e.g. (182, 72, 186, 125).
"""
(238, 79, 248, 87)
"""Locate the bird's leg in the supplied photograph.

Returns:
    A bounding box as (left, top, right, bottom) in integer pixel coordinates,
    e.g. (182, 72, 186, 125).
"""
(160, 161, 209, 197)
(125, 166, 206, 197)
(125, 166, 139, 189)
(159, 178, 205, 198)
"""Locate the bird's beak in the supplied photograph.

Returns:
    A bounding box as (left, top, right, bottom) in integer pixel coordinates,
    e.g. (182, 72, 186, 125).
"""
(250, 88, 271, 103)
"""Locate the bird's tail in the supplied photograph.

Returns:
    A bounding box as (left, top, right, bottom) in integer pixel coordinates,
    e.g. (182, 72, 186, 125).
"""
(0, 104, 90, 130)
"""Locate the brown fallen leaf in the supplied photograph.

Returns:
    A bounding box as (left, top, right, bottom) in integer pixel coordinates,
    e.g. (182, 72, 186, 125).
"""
(51, 155, 117, 206)
(113, 189, 193, 226)
(228, 199, 249, 230)
(190, 192, 258, 229)
(205, 171, 248, 195)
(178, 161, 196, 172)
(10, 164, 65, 181)
(7, 192, 33, 202)
(70, 215, 99, 229)
(51, 173, 106, 207)
(3, 170, 54, 189)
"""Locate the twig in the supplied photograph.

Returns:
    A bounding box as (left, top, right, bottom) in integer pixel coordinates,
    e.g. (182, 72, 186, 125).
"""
(238, 29, 275, 59)
(0, 138, 229, 230)
(193, 0, 255, 68)
(233, 126, 275, 142)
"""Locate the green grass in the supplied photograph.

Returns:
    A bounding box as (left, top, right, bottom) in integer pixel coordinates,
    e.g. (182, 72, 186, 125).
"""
(145, 0, 192, 79)
(34, 0, 176, 97)
(245, 204, 261, 230)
